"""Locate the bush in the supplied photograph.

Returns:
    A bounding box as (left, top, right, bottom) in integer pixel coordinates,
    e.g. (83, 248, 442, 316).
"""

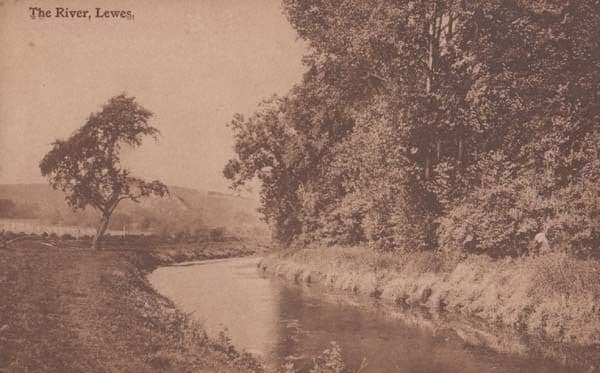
(80, 235, 93, 242)
(61, 233, 75, 241)
(3, 231, 17, 240)
(438, 151, 600, 258)
(209, 227, 226, 242)
(531, 252, 600, 298)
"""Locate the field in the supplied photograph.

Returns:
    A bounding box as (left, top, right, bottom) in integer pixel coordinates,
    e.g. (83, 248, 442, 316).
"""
(0, 184, 269, 240)
(0, 242, 262, 372)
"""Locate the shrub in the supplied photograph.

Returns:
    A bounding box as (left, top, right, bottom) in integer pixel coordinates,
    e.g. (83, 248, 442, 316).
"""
(3, 231, 17, 240)
(438, 151, 600, 258)
(531, 252, 600, 299)
(209, 227, 227, 242)
(309, 342, 345, 373)
(61, 233, 75, 241)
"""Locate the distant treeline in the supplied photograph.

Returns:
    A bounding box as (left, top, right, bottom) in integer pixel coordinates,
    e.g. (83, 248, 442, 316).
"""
(0, 198, 165, 232)
(0, 228, 237, 247)
(0, 199, 39, 219)
(225, 1, 599, 257)
(0, 184, 269, 240)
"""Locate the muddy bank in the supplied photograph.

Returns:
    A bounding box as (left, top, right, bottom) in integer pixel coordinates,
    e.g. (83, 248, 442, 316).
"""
(258, 246, 600, 370)
(0, 243, 263, 372)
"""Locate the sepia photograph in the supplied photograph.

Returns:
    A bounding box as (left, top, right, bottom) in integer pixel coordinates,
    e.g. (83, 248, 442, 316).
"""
(0, 1, 599, 372)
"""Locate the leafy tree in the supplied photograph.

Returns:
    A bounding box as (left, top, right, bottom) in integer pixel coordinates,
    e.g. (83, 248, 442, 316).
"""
(227, 1, 600, 256)
(40, 94, 168, 249)
(224, 97, 300, 244)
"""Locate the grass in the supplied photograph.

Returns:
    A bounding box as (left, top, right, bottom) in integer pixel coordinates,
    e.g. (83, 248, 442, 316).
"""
(0, 242, 262, 372)
(0, 240, 352, 373)
(260, 245, 600, 348)
(5, 237, 595, 371)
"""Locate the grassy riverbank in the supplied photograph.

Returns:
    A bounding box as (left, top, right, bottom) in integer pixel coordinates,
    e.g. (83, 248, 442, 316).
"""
(259, 246, 600, 350)
(0, 243, 263, 372)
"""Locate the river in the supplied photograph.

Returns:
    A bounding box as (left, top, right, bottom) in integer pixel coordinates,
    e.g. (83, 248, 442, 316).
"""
(148, 257, 584, 372)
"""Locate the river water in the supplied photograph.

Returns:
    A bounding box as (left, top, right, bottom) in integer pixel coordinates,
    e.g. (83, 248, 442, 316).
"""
(148, 257, 583, 372)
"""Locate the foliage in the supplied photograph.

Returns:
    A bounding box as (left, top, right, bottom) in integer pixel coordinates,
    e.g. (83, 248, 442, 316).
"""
(439, 140, 600, 257)
(40, 94, 168, 248)
(226, 1, 600, 257)
(309, 342, 345, 373)
(209, 227, 227, 241)
(263, 246, 600, 346)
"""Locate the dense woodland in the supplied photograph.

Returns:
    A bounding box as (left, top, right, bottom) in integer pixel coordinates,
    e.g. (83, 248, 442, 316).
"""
(225, 1, 600, 258)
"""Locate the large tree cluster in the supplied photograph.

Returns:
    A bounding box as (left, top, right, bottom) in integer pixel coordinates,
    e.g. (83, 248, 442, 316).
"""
(226, 1, 600, 257)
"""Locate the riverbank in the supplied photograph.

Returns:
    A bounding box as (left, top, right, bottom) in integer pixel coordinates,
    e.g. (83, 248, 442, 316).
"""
(0, 243, 263, 372)
(259, 246, 600, 365)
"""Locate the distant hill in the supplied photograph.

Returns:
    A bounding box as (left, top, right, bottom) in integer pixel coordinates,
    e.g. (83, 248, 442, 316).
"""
(0, 184, 268, 238)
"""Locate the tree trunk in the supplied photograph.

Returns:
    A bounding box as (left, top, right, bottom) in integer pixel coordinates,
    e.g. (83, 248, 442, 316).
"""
(424, 1, 439, 180)
(426, 14, 435, 93)
(92, 213, 111, 250)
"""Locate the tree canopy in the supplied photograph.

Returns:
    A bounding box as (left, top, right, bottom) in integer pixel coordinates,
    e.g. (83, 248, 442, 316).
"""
(226, 1, 600, 257)
(40, 94, 168, 248)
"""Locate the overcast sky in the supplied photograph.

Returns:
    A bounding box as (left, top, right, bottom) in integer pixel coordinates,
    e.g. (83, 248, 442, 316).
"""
(0, 0, 307, 195)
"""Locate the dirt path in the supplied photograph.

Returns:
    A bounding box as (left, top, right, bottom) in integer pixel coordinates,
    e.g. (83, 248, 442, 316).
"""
(0, 247, 258, 372)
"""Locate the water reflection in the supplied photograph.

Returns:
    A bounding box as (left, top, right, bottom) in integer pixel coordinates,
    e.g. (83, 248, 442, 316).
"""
(149, 257, 585, 372)
(149, 258, 280, 357)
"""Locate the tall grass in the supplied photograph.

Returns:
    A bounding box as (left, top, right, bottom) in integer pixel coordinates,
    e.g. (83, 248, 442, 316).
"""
(261, 246, 600, 346)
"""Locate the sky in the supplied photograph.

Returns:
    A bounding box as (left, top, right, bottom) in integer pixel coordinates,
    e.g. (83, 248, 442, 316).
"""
(0, 0, 307, 195)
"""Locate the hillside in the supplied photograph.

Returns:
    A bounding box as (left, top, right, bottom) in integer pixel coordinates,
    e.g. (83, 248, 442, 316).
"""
(0, 184, 268, 238)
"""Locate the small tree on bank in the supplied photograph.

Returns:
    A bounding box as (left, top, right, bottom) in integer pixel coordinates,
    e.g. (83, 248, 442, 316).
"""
(40, 94, 168, 249)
